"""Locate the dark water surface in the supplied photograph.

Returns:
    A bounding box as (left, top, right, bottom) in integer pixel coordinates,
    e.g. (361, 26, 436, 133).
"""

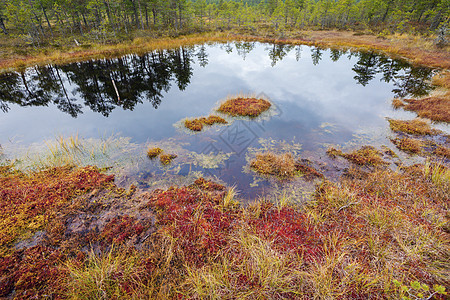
(0, 42, 440, 198)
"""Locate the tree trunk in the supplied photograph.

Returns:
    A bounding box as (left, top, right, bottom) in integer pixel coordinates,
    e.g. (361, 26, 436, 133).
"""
(381, 0, 393, 22)
(54, 12, 66, 37)
(430, 10, 443, 30)
(81, 12, 88, 28)
(131, 0, 139, 28)
(95, 7, 101, 29)
(41, 4, 53, 38)
(152, 8, 157, 26)
(179, 2, 182, 29)
(73, 12, 83, 35)
(0, 17, 7, 35)
(103, 0, 116, 35)
(28, 0, 45, 38)
(144, 4, 149, 27)
(137, 0, 144, 29)
(63, 10, 73, 34)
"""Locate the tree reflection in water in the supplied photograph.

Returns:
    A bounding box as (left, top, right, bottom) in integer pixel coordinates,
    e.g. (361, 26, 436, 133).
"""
(0, 43, 434, 117)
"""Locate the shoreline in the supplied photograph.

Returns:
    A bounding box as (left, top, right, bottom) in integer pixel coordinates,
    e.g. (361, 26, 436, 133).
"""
(1, 30, 449, 73)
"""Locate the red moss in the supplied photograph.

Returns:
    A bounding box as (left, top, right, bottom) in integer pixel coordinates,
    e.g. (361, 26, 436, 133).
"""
(147, 179, 237, 266)
(184, 115, 228, 132)
(217, 97, 271, 118)
(249, 204, 323, 262)
(0, 166, 114, 253)
(402, 97, 450, 123)
(0, 245, 67, 298)
(101, 215, 148, 244)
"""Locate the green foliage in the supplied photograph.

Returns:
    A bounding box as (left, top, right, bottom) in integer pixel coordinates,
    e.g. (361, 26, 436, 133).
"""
(0, 0, 448, 43)
(393, 279, 447, 300)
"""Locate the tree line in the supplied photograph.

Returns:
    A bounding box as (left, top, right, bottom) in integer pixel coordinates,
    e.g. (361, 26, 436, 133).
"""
(0, 0, 448, 45)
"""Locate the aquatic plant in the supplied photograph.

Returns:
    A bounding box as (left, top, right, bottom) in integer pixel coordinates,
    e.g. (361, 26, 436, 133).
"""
(433, 144, 450, 159)
(392, 98, 405, 109)
(147, 147, 163, 159)
(388, 118, 440, 135)
(184, 115, 228, 132)
(326, 146, 387, 166)
(202, 115, 228, 126)
(187, 152, 232, 169)
(390, 137, 424, 154)
(217, 97, 271, 118)
(401, 97, 450, 123)
(159, 154, 177, 165)
(295, 160, 324, 180)
(249, 152, 297, 178)
(184, 118, 204, 131)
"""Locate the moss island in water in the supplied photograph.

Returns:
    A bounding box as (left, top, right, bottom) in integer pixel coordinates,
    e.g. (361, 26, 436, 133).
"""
(249, 152, 324, 180)
(146, 147, 177, 165)
(184, 115, 228, 132)
(217, 97, 271, 118)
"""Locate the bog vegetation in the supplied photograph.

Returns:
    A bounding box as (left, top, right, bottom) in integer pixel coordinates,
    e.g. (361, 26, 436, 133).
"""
(0, 0, 449, 299)
(0, 158, 448, 298)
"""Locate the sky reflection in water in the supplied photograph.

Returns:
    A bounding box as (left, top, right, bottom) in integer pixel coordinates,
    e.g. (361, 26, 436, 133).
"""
(0, 42, 439, 198)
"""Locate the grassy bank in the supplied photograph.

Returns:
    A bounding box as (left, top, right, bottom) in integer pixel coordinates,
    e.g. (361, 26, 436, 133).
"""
(0, 29, 449, 72)
(0, 158, 448, 298)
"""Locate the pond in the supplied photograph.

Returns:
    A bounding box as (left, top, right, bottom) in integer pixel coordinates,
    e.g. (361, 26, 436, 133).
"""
(0, 42, 444, 200)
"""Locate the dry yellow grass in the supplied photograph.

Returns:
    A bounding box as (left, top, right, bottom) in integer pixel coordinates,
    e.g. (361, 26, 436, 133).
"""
(388, 118, 441, 135)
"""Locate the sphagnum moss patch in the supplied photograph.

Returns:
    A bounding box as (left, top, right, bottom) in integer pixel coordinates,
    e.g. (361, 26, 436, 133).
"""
(388, 118, 441, 135)
(146, 147, 177, 165)
(249, 152, 297, 178)
(393, 97, 450, 123)
(390, 137, 424, 154)
(184, 115, 227, 132)
(147, 147, 163, 159)
(326, 146, 387, 166)
(217, 97, 271, 118)
(159, 153, 177, 165)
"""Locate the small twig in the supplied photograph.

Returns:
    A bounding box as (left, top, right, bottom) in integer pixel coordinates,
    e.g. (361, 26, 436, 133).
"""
(337, 202, 359, 212)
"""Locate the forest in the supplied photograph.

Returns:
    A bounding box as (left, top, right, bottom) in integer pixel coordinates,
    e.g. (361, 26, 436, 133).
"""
(0, 0, 448, 46)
